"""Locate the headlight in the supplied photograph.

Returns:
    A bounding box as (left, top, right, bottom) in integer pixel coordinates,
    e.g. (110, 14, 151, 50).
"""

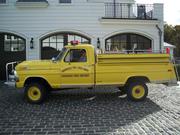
(14, 70, 19, 82)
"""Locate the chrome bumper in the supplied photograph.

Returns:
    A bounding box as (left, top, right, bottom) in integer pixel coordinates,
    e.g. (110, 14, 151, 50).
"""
(4, 81, 16, 87)
(4, 74, 17, 88)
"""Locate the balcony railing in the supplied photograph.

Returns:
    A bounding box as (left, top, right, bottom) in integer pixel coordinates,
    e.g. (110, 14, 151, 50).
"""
(104, 3, 156, 20)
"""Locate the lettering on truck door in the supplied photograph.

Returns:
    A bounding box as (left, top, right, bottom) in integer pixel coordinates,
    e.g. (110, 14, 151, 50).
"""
(61, 49, 94, 88)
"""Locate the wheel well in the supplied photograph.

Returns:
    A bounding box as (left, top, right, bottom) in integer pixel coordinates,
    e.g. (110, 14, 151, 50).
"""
(24, 77, 51, 89)
(126, 76, 150, 86)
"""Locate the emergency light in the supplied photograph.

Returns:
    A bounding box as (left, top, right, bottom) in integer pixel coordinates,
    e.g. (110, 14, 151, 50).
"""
(70, 40, 79, 45)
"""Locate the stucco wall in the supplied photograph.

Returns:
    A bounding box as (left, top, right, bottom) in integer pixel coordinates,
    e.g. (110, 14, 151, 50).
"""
(0, 0, 163, 60)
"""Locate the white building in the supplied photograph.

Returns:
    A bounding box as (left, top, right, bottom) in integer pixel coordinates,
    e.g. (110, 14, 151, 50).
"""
(0, 0, 163, 80)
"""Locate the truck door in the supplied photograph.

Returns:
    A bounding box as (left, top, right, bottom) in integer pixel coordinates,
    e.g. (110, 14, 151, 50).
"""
(60, 48, 94, 88)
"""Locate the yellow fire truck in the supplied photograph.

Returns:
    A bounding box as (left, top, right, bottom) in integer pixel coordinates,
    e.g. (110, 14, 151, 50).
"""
(9, 43, 178, 103)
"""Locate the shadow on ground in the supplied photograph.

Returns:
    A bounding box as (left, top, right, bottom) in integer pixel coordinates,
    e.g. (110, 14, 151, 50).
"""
(0, 83, 162, 134)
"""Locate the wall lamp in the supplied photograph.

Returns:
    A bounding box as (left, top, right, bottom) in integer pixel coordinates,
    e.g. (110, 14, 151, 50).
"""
(30, 38, 34, 49)
(97, 38, 100, 49)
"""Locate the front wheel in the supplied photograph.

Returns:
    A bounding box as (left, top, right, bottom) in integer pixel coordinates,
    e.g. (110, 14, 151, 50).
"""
(127, 82, 148, 101)
(24, 83, 47, 104)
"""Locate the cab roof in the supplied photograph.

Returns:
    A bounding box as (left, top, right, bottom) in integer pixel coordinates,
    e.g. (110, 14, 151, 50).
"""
(65, 44, 94, 49)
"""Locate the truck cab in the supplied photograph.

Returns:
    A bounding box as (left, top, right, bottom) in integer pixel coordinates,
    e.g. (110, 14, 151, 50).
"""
(57, 44, 95, 88)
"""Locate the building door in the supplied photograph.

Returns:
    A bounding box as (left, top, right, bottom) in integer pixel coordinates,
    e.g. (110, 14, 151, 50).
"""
(41, 33, 91, 59)
(0, 33, 26, 80)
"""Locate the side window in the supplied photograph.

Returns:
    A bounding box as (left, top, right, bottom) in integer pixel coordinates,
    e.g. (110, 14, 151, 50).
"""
(64, 49, 87, 62)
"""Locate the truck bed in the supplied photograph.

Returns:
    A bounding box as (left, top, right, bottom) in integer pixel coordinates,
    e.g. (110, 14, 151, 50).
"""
(95, 53, 176, 86)
(97, 54, 170, 64)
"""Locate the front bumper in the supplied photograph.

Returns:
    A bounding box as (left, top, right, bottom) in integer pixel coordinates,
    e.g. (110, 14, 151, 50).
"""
(4, 81, 16, 87)
(5, 70, 20, 88)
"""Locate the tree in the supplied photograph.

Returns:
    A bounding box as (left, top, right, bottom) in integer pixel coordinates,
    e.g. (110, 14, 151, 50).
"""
(164, 24, 180, 57)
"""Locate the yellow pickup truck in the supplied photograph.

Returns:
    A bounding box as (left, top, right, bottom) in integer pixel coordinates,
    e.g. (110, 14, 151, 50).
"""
(12, 44, 178, 103)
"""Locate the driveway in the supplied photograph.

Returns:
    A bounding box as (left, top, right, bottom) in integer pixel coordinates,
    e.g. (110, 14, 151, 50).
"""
(0, 82, 180, 135)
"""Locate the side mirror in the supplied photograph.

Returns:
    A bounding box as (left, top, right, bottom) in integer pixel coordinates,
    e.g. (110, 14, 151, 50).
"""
(51, 57, 56, 63)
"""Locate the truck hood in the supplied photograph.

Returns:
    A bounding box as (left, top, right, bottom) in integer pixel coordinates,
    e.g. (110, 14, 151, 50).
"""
(15, 60, 55, 70)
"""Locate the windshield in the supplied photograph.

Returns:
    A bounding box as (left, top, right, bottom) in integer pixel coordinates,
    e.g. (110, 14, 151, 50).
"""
(55, 48, 67, 61)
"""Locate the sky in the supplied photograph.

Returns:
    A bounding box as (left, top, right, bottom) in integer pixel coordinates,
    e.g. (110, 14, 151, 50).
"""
(136, 0, 180, 25)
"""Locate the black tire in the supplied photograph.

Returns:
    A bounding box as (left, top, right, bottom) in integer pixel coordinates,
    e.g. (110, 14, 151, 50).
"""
(126, 81, 148, 101)
(24, 83, 47, 104)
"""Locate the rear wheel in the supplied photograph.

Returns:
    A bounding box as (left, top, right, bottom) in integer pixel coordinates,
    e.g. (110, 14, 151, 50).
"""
(24, 83, 47, 104)
(127, 82, 148, 101)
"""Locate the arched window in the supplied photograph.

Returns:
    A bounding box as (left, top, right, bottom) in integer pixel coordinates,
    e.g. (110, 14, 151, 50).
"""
(2, 33, 26, 52)
(41, 33, 91, 51)
(41, 32, 91, 59)
(105, 33, 151, 52)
